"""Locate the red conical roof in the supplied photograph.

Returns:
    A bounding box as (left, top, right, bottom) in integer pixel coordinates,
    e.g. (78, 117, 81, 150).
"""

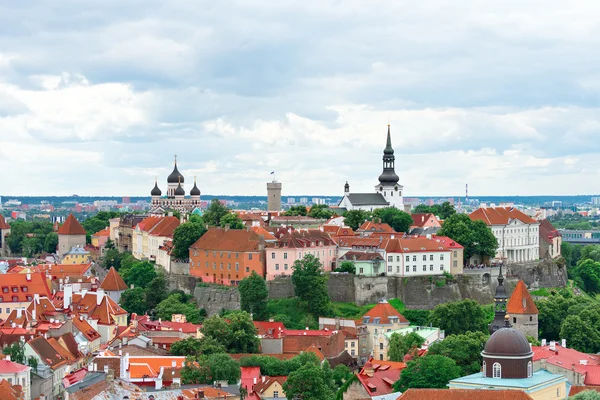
(57, 214, 86, 236)
(100, 267, 128, 292)
(507, 280, 539, 315)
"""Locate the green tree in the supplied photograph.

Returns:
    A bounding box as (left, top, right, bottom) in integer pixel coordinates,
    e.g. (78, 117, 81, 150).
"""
(2, 341, 25, 364)
(581, 245, 600, 262)
(181, 355, 211, 384)
(203, 199, 230, 226)
(413, 202, 456, 220)
(537, 293, 588, 340)
(428, 299, 487, 336)
(392, 355, 462, 392)
(101, 248, 126, 270)
(220, 213, 245, 229)
(171, 336, 226, 357)
(569, 391, 600, 399)
(388, 332, 426, 362)
(372, 207, 414, 232)
(172, 220, 207, 259)
(155, 293, 204, 324)
(428, 331, 489, 375)
(292, 254, 331, 317)
(201, 312, 260, 354)
(44, 232, 58, 253)
(119, 287, 148, 316)
(209, 353, 242, 383)
(332, 364, 353, 388)
(335, 261, 356, 274)
(308, 205, 335, 220)
(105, 238, 115, 250)
(343, 210, 371, 231)
(22, 237, 42, 257)
(560, 315, 600, 354)
(145, 273, 169, 311)
(284, 206, 308, 216)
(438, 213, 498, 261)
(119, 261, 156, 289)
(238, 272, 269, 321)
(283, 363, 334, 400)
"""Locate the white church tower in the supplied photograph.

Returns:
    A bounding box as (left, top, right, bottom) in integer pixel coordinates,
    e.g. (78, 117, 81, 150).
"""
(374, 125, 404, 210)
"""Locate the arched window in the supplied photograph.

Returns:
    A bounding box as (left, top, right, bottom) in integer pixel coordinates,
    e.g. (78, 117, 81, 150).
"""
(482, 361, 486, 377)
(493, 362, 501, 378)
(527, 361, 533, 378)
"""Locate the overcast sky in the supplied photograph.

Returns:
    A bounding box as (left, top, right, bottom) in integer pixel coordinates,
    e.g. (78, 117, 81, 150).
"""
(1, 1, 600, 197)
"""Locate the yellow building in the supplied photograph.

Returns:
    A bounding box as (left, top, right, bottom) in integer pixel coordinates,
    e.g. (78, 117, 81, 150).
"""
(253, 376, 287, 399)
(61, 246, 91, 264)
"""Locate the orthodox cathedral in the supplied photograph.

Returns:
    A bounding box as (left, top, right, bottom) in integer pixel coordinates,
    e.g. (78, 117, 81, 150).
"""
(338, 125, 407, 212)
(149, 157, 201, 215)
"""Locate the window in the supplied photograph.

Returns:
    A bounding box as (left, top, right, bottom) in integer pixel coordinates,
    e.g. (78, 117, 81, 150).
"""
(299, 252, 302, 258)
(422, 266, 426, 271)
(228, 253, 231, 259)
(430, 265, 433, 271)
(275, 264, 279, 271)
(379, 354, 383, 360)
(423, 255, 427, 261)
(530, 316, 533, 322)
(246, 267, 250, 272)
(388, 266, 392, 272)
(220, 263, 223, 270)
(527, 361, 532, 378)
(380, 343, 383, 350)
(11, 296, 17, 302)
(513, 317, 517, 324)
(430, 255, 434, 261)
(359, 267, 364, 274)
(482, 361, 486, 377)
(21, 286, 27, 292)
(493, 362, 501, 378)
(273, 391, 279, 398)
(453, 260, 457, 268)
(406, 266, 409, 272)
(440, 266, 444, 270)
(213, 263, 216, 270)
(413, 256, 417, 262)
(351, 349, 355, 356)
(351, 341, 355, 347)
(453, 251, 457, 257)
(271, 253, 275, 259)
(284, 264, 288, 270)
(440, 254, 444, 260)
(236, 253, 239, 259)
(396, 256, 400, 262)
(406, 255, 410, 262)
(11, 287, 17, 293)
(205, 251, 209, 257)
(5, 308, 8, 313)
(228, 263, 231, 270)
(220, 252, 223, 258)
(388, 256, 393, 262)
(397, 266, 400, 273)
(236, 263, 239, 271)
(284, 253, 288, 259)
(413, 266, 416, 272)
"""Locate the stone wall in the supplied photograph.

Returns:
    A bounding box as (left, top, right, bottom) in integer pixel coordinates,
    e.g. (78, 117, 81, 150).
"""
(193, 286, 241, 316)
(170, 261, 190, 276)
(267, 276, 295, 299)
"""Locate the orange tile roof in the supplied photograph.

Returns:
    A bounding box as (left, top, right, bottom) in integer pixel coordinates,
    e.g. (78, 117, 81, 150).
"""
(411, 213, 438, 228)
(357, 358, 406, 397)
(27, 296, 59, 322)
(398, 389, 534, 399)
(149, 216, 180, 237)
(0, 215, 9, 230)
(507, 280, 539, 315)
(251, 226, 277, 241)
(385, 237, 451, 253)
(57, 214, 87, 235)
(48, 337, 76, 363)
(569, 386, 600, 396)
(432, 235, 464, 249)
(0, 380, 22, 400)
(27, 336, 68, 370)
(72, 316, 101, 341)
(100, 267, 128, 292)
(136, 216, 163, 232)
(361, 300, 408, 324)
(126, 356, 186, 379)
(92, 227, 110, 237)
(469, 207, 538, 226)
(253, 376, 287, 394)
(359, 221, 396, 233)
(0, 272, 51, 303)
(190, 227, 263, 252)
(32, 263, 92, 280)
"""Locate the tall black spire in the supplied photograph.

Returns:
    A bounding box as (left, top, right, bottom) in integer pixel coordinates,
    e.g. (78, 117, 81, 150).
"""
(167, 155, 185, 184)
(489, 264, 510, 334)
(378, 125, 400, 185)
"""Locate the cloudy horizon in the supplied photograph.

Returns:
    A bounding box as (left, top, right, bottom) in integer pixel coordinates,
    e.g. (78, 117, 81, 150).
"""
(1, 1, 600, 197)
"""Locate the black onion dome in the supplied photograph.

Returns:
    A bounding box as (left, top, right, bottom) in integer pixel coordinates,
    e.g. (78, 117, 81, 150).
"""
(483, 327, 532, 357)
(151, 182, 162, 196)
(378, 170, 400, 185)
(190, 181, 201, 196)
(167, 163, 185, 184)
(174, 182, 185, 196)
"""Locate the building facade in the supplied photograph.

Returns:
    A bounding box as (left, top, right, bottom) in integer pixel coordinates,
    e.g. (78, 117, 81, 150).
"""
(339, 125, 406, 212)
(57, 214, 86, 256)
(539, 219, 562, 260)
(267, 181, 282, 212)
(149, 157, 201, 215)
(0, 215, 10, 257)
(384, 237, 453, 277)
(507, 280, 539, 340)
(469, 207, 540, 263)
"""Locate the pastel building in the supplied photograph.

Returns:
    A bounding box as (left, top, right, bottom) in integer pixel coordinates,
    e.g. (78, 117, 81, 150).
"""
(0, 215, 10, 257)
(265, 228, 337, 280)
(61, 246, 91, 264)
(359, 300, 409, 361)
(384, 237, 452, 277)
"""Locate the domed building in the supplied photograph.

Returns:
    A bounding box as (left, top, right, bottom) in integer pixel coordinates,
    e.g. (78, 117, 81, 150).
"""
(149, 157, 201, 215)
(448, 270, 568, 398)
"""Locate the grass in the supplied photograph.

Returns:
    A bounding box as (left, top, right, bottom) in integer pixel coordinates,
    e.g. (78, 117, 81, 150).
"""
(530, 288, 551, 297)
(388, 298, 406, 313)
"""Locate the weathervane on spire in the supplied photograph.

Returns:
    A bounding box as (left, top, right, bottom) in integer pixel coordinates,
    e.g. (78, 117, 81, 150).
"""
(174, 154, 177, 164)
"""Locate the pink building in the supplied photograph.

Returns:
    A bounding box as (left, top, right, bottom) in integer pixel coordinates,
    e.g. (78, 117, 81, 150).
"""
(265, 228, 337, 280)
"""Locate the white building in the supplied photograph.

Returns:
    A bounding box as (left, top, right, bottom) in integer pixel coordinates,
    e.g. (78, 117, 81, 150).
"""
(469, 207, 540, 263)
(0, 359, 31, 400)
(338, 125, 406, 212)
(385, 237, 452, 277)
(149, 157, 202, 215)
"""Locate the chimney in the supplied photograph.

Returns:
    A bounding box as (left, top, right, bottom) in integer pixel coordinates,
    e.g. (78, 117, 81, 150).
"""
(253, 377, 257, 385)
(562, 339, 566, 348)
(64, 285, 73, 309)
(16, 308, 22, 318)
(224, 224, 230, 231)
(96, 289, 105, 305)
(5, 355, 10, 361)
(542, 339, 547, 346)
(197, 390, 205, 399)
(550, 341, 556, 351)
(269, 318, 274, 322)
(262, 376, 266, 383)
(26, 273, 31, 281)
(104, 365, 109, 373)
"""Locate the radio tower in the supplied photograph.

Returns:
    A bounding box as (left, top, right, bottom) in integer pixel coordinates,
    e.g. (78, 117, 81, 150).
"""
(465, 183, 469, 205)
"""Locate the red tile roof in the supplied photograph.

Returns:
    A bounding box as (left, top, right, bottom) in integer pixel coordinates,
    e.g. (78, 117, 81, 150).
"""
(72, 315, 101, 342)
(0, 215, 9, 230)
(251, 226, 277, 241)
(254, 321, 285, 339)
(539, 219, 561, 244)
(281, 329, 335, 337)
(149, 216, 180, 237)
(356, 358, 406, 397)
(0, 380, 22, 400)
(253, 376, 287, 395)
(136, 216, 163, 232)
(386, 237, 453, 253)
(507, 280, 538, 315)
(0, 272, 51, 303)
(92, 227, 110, 237)
(62, 367, 88, 389)
(57, 214, 86, 235)
(469, 207, 538, 226)
(569, 386, 600, 396)
(399, 389, 534, 399)
(0, 359, 29, 373)
(31, 263, 92, 280)
(361, 300, 408, 324)
(322, 226, 355, 237)
(533, 344, 600, 384)
(431, 235, 464, 249)
(100, 267, 128, 292)
(125, 356, 186, 379)
(190, 228, 263, 252)
(340, 251, 384, 262)
(359, 221, 396, 233)
(27, 336, 68, 370)
(411, 213, 440, 228)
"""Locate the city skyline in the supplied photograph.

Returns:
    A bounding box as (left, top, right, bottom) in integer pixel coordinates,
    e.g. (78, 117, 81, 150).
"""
(1, 2, 600, 196)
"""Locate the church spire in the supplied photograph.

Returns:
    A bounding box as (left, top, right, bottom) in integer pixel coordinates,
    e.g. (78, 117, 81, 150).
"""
(384, 124, 393, 155)
(489, 264, 510, 334)
(378, 124, 400, 185)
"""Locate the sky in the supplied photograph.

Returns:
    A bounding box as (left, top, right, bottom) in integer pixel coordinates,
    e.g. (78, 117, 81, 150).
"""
(1, 1, 600, 197)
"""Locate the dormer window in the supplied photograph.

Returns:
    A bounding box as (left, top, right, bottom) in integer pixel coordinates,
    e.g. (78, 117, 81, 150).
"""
(2, 287, 7, 293)
(373, 317, 380, 324)
(21, 287, 27, 292)
(11, 296, 18, 302)
(363, 317, 370, 324)
(11, 287, 17, 293)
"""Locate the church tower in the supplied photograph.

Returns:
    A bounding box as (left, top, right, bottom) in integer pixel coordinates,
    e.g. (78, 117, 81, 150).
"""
(489, 265, 509, 334)
(374, 125, 404, 209)
(167, 156, 185, 198)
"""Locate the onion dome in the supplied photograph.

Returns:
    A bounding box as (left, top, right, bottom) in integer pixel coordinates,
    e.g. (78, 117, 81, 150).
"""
(151, 179, 162, 196)
(174, 182, 185, 196)
(378, 169, 400, 185)
(378, 125, 400, 185)
(190, 177, 201, 197)
(167, 158, 185, 184)
(483, 324, 532, 358)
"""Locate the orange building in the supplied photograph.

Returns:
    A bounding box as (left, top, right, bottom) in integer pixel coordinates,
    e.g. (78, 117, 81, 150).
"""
(189, 228, 265, 285)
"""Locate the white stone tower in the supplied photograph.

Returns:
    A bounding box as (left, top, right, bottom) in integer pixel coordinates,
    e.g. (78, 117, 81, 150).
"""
(267, 181, 282, 212)
(374, 125, 404, 209)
